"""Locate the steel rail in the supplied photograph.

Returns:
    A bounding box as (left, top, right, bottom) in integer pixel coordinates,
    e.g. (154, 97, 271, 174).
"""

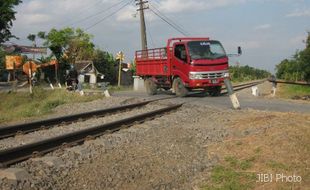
(222, 79, 266, 90)
(221, 80, 265, 95)
(0, 101, 150, 139)
(0, 97, 178, 140)
(0, 81, 262, 139)
(268, 79, 310, 86)
(0, 104, 182, 167)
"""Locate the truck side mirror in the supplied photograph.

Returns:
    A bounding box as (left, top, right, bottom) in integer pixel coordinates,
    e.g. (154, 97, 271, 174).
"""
(238, 46, 242, 55)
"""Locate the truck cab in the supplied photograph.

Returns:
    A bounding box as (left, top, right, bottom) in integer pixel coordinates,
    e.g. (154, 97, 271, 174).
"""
(136, 37, 236, 96)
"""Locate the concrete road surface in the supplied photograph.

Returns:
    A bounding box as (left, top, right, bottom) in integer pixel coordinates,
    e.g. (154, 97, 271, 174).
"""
(113, 82, 310, 113)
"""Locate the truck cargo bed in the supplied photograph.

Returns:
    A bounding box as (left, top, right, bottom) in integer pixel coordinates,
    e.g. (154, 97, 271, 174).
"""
(135, 48, 171, 76)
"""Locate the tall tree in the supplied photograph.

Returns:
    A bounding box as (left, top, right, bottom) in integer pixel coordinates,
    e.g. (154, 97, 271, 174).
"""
(39, 27, 95, 83)
(0, 0, 22, 44)
(276, 32, 310, 82)
(92, 49, 116, 83)
(40, 27, 94, 62)
(27, 34, 36, 46)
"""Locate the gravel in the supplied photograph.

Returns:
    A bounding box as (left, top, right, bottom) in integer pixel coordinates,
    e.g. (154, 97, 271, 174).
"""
(0, 101, 233, 190)
(1, 95, 303, 190)
(0, 101, 165, 150)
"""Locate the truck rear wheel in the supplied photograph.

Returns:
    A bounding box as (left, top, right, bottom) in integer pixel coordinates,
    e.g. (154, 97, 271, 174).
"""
(173, 78, 188, 97)
(145, 78, 157, 95)
(209, 86, 222, 96)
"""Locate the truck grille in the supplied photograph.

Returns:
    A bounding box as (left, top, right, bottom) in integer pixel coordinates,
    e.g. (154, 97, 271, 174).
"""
(201, 72, 225, 79)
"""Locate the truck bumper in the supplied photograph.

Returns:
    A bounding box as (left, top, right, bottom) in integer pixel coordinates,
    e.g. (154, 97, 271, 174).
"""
(185, 78, 226, 88)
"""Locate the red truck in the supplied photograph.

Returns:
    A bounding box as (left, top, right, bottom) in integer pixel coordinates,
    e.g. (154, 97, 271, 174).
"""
(135, 37, 240, 96)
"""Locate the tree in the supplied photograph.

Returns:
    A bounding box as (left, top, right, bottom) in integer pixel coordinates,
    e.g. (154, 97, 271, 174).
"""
(92, 49, 117, 83)
(0, 47, 6, 69)
(0, 0, 22, 44)
(229, 65, 270, 82)
(27, 34, 36, 46)
(40, 28, 94, 62)
(39, 27, 95, 83)
(276, 32, 310, 82)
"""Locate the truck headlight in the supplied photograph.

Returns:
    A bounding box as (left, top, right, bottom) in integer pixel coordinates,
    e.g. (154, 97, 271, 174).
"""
(189, 73, 203, 79)
(223, 72, 230, 78)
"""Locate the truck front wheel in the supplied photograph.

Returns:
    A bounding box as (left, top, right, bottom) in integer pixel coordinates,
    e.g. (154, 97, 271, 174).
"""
(145, 78, 157, 95)
(173, 78, 188, 97)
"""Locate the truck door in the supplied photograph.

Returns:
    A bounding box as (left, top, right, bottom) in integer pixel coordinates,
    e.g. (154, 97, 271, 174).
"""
(172, 43, 189, 83)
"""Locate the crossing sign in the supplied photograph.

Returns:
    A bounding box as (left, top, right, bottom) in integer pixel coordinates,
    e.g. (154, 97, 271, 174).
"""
(116, 51, 125, 61)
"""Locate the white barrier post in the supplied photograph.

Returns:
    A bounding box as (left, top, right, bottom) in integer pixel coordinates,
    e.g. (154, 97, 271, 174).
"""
(224, 79, 241, 109)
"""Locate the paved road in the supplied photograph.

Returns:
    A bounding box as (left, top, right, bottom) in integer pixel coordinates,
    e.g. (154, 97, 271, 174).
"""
(113, 83, 310, 114)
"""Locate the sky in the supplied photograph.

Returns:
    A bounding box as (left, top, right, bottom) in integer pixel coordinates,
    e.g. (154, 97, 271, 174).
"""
(9, 0, 310, 73)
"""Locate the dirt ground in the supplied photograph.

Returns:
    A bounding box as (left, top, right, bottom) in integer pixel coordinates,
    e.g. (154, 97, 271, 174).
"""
(50, 105, 309, 190)
(1, 85, 309, 190)
(198, 110, 310, 190)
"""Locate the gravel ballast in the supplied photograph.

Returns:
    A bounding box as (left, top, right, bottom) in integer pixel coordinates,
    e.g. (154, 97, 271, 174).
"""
(1, 94, 308, 190)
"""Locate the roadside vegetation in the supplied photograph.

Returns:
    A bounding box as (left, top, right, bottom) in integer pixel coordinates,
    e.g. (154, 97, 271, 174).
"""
(229, 65, 270, 82)
(203, 156, 256, 190)
(276, 32, 310, 82)
(26, 27, 117, 84)
(277, 83, 310, 99)
(0, 88, 103, 124)
(202, 111, 310, 189)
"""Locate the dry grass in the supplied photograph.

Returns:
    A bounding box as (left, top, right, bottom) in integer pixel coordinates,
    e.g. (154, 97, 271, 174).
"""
(0, 87, 103, 124)
(277, 83, 310, 99)
(203, 111, 310, 190)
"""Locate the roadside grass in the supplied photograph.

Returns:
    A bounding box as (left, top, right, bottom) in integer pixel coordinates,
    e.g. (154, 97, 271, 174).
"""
(108, 85, 133, 93)
(277, 83, 310, 99)
(0, 87, 103, 123)
(202, 111, 310, 189)
(203, 156, 256, 190)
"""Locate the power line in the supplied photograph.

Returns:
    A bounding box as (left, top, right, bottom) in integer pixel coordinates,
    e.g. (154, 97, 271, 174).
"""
(149, 8, 188, 36)
(85, 0, 134, 31)
(68, 0, 130, 27)
(149, 3, 190, 36)
(60, 0, 107, 26)
(145, 15, 156, 48)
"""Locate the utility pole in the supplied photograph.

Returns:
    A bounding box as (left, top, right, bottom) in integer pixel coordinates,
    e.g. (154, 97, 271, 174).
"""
(135, 0, 148, 50)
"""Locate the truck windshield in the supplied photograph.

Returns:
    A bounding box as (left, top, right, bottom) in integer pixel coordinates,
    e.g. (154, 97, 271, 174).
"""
(188, 41, 226, 60)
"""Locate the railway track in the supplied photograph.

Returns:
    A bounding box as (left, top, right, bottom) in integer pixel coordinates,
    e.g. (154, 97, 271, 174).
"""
(0, 80, 264, 141)
(0, 103, 182, 167)
(0, 97, 174, 140)
(0, 80, 264, 167)
(221, 79, 266, 95)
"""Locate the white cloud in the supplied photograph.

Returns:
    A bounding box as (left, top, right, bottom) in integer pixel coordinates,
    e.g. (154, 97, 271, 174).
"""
(154, 0, 247, 13)
(286, 9, 310, 17)
(116, 6, 137, 22)
(21, 13, 53, 25)
(254, 24, 271, 30)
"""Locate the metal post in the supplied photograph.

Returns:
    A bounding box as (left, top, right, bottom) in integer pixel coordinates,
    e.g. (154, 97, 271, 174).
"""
(29, 66, 32, 94)
(118, 58, 122, 87)
(224, 79, 240, 109)
(12, 62, 15, 81)
(12, 62, 17, 92)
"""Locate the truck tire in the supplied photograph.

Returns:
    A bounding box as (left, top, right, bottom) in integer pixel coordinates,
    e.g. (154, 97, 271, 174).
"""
(145, 78, 157, 95)
(173, 78, 188, 97)
(209, 86, 222, 96)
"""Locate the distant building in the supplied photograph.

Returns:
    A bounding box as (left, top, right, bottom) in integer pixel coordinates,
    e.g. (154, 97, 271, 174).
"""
(75, 61, 104, 84)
